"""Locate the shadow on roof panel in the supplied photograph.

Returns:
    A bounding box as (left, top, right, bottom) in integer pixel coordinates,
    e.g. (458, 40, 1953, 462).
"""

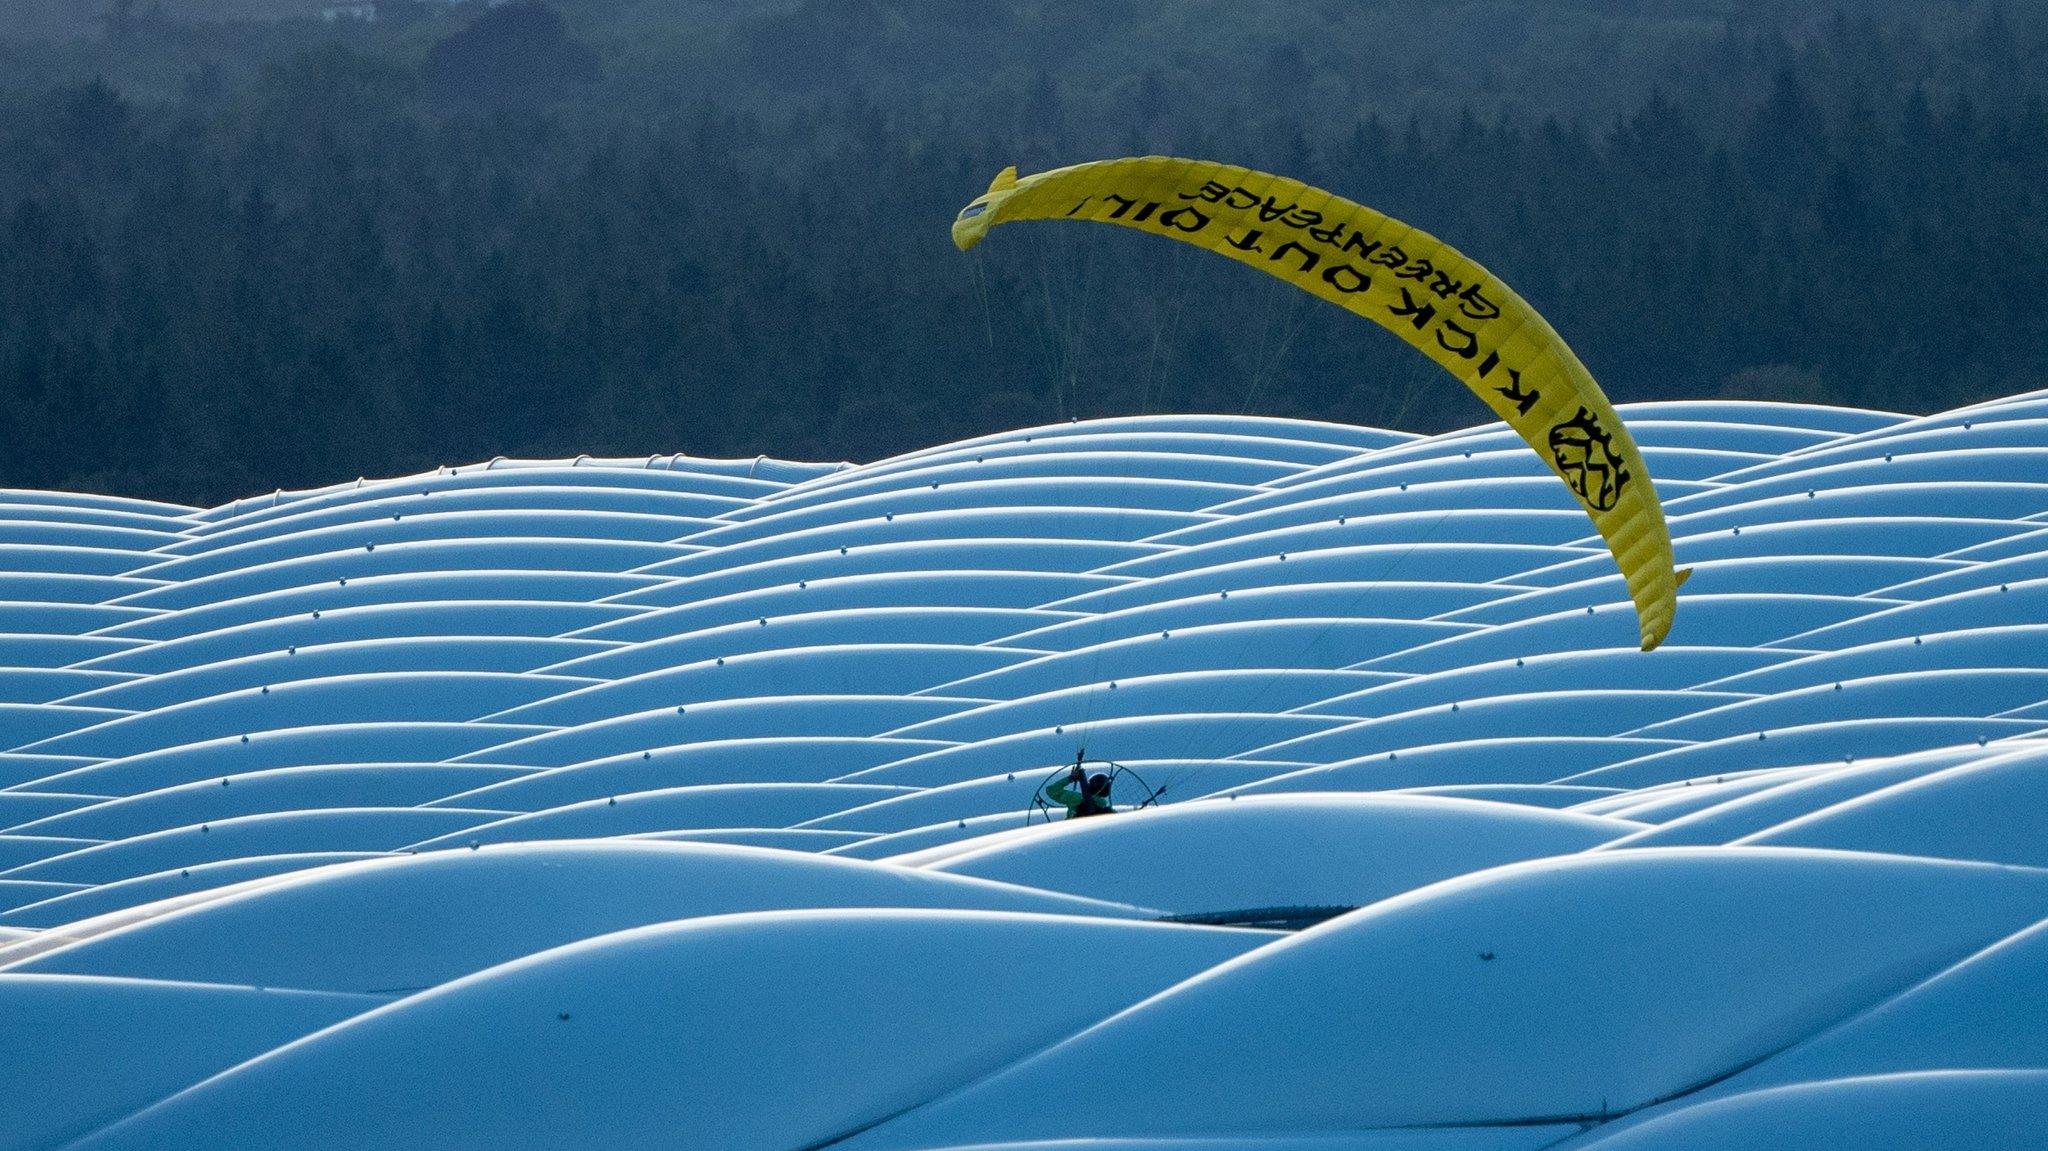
(857, 850, 2048, 1144)
(915, 792, 1637, 917)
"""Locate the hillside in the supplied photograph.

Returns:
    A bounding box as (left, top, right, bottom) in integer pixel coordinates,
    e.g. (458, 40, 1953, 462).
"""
(2, 1, 2045, 501)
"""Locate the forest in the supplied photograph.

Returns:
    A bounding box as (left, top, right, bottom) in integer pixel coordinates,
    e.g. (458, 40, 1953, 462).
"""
(1, 0, 2045, 503)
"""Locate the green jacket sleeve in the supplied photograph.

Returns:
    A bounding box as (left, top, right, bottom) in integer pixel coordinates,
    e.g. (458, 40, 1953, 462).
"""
(1045, 772, 1083, 807)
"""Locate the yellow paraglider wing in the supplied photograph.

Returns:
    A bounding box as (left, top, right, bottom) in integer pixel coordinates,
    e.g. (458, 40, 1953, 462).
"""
(954, 156, 1684, 650)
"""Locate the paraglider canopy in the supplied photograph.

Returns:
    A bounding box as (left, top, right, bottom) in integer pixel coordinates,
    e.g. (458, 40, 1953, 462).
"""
(955, 156, 1687, 650)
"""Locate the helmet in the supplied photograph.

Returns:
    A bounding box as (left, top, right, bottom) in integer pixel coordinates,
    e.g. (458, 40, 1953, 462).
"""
(1084, 771, 1112, 796)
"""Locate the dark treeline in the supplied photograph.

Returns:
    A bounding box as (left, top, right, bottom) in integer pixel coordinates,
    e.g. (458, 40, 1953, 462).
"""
(2, 0, 2045, 503)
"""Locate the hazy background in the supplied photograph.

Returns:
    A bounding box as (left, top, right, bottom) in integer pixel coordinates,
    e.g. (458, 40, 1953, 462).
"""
(1, 0, 2041, 503)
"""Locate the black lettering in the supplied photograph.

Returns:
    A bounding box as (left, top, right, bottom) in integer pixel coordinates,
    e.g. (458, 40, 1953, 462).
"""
(1371, 245, 1408, 269)
(1311, 221, 1348, 245)
(1388, 287, 1437, 330)
(1224, 185, 1259, 210)
(1459, 283, 1502, 322)
(1436, 320, 1480, 358)
(1322, 264, 1372, 293)
(1270, 241, 1320, 274)
(1257, 198, 1297, 223)
(1158, 206, 1210, 232)
(1395, 257, 1436, 281)
(1340, 232, 1382, 260)
(1132, 201, 1160, 223)
(1182, 180, 1230, 203)
(1429, 270, 1467, 300)
(1104, 193, 1140, 219)
(1475, 350, 1501, 378)
(1288, 208, 1324, 230)
(1495, 370, 1540, 416)
(1225, 228, 1266, 253)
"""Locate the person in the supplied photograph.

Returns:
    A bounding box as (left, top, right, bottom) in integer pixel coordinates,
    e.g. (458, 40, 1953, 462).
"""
(1047, 760, 1114, 818)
